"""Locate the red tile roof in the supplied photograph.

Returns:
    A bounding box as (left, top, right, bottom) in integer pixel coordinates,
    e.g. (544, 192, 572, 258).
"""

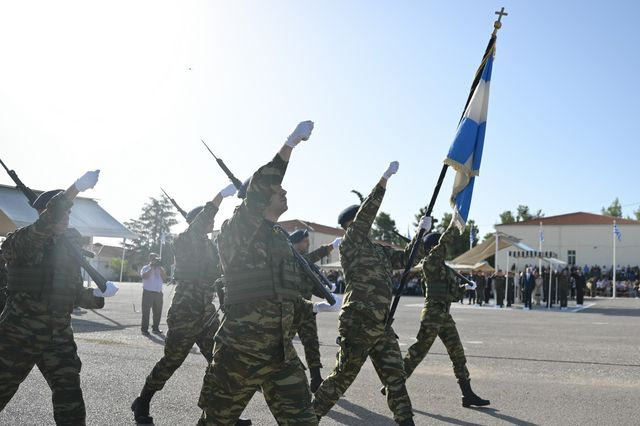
(278, 219, 345, 237)
(497, 212, 640, 226)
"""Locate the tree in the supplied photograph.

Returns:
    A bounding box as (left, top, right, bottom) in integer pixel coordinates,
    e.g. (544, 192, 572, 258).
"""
(634, 207, 640, 221)
(371, 212, 405, 245)
(499, 210, 516, 224)
(602, 198, 623, 217)
(124, 195, 178, 270)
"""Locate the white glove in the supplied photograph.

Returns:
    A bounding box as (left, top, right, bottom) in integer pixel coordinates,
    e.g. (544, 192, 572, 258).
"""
(329, 282, 337, 293)
(313, 294, 342, 313)
(465, 281, 477, 291)
(285, 120, 314, 147)
(331, 237, 342, 250)
(219, 183, 237, 198)
(418, 215, 433, 232)
(93, 281, 119, 298)
(74, 170, 100, 192)
(382, 161, 399, 179)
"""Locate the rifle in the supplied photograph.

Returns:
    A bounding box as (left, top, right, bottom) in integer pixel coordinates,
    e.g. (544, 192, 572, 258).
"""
(160, 187, 188, 220)
(200, 139, 244, 191)
(0, 158, 108, 292)
(274, 225, 336, 306)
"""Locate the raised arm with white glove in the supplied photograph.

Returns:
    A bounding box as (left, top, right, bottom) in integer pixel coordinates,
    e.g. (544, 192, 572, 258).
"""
(219, 183, 237, 198)
(464, 281, 477, 291)
(331, 237, 342, 250)
(284, 120, 314, 148)
(93, 281, 119, 297)
(74, 170, 100, 192)
(382, 161, 399, 180)
(313, 293, 343, 314)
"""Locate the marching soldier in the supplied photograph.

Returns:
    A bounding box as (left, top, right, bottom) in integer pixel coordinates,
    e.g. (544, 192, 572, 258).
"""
(131, 184, 252, 425)
(399, 227, 490, 407)
(0, 171, 119, 425)
(492, 270, 506, 307)
(289, 229, 342, 392)
(312, 161, 430, 426)
(197, 121, 319, 425)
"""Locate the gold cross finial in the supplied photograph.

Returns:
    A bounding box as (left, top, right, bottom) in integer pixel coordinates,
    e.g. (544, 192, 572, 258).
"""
(492, 7, 508, 35)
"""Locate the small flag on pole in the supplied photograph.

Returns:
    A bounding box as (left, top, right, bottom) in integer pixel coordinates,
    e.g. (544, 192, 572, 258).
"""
(613, 223, 622, 241)
(469, 228, 476, 245)
(539, 225, 544, 243)
(445, 35, 497, 231)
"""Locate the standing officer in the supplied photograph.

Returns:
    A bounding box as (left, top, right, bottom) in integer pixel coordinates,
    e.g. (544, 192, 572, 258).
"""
(572, 268, 586, 307)
(131, 183, 250, 425)
(474, 272, 486, 306)
(197, 121, 319, 425)
(400, 227, 490, 408)
(558, 268, 570, 309)
(312, 161, 431, 426)
(522, 267, 535, 310)
(492, 270, 506, 308)
(289, 229, 342, 392)
(0, 171, 118, 425)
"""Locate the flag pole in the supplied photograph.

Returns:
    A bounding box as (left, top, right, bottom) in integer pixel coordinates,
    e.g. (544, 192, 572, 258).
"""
(505, 249, 510, 306)
(385, 9, 506, 327)
(548, 265, 554, 308)
(613, 220, 616, 299)
(538, 222, 543, 273)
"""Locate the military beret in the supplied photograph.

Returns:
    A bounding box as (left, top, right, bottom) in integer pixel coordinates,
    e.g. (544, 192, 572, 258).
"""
(423, 232, 442, 252)
(338, 204, 360, 228)
(237, 178, 251, 199)
(186, 205, 204, 224)
(289, 229, 309, 244)
(32, 189, 64, 211)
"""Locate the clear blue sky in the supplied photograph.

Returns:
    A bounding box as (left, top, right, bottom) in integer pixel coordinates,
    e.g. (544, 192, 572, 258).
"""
(1, 0, 638, 239)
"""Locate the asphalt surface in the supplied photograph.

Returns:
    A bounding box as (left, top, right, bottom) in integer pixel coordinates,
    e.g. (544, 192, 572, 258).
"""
(1, 282, 639, 425)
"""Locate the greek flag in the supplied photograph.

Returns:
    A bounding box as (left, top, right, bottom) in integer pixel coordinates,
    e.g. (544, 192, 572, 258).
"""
(613, 223, 622, 241)
(469, 228, 476, 245)
(445, 36, 497, 231)
(539, 225, 544, 243)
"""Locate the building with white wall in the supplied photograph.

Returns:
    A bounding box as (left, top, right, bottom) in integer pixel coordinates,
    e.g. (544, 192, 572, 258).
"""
(495, 212, 640, 270)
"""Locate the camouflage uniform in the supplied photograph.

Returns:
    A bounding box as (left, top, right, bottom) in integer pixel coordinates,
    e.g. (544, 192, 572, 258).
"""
(141, 202, 221, 393)
(295, 245, 332, 370)
(0, 254, 7, 313)
(198, 153, 317, 426)
(313, 183, 423, 424)
(0, 193, 104, 425)
(402, 229, 470, 382)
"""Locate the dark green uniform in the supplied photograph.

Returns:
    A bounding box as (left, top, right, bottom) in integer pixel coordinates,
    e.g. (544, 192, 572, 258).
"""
(493, 274, 506, 307)
(0, 254, 7, 313)
(198, 153, 317, 425)
(474, 274, 486, 306)
(558, 271, 569, 308)
(403, 229, 470, 383)
(295, 245, 332, 370)
(0, 193, 104, 425)
(312, 183, 423, 424)
(141, 202, 222, 393)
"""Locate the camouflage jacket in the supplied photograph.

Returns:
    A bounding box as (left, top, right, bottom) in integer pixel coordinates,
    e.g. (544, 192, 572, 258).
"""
(339, 183, 424, 323)
(1, 193, 103, 321)
(421, 229, 464, 304)
(217, 153, 310, 362)
(0, 253, 7, 312)
(300, 244, 332, 299)
(171, 202, 221, 322)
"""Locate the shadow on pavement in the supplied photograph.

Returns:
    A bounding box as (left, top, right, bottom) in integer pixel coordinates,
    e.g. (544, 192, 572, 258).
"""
(575, 306, 639, 317)
(325, 398, 395, 425)
(413, 409, 483, 426)
(471, 407, 539, 426)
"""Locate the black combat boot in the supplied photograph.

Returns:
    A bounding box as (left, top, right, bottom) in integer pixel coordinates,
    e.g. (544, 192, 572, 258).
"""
(398, 417, 415, 425)
(459, 379, 490, 407)
(309, 367, 323, 393)
(131, 388, 156, 424)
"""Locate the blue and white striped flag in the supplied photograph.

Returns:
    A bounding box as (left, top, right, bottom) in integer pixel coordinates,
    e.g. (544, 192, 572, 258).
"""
(445, 36, 497, 231)
(613, 223, 622, 241)
(469, 228, 476, 245)
(539, 225, 544, 243)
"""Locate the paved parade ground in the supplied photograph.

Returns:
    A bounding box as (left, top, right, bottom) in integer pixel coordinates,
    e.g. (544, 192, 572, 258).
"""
(1, 282, 639, 425)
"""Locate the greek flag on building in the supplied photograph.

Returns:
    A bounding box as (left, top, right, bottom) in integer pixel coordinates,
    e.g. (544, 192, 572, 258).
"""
(445, 36, 497, 231)
(613, 223, 622, 241)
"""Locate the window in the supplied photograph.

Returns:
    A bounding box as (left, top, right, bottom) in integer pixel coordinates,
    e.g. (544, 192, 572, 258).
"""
(567, 250, 576, 265)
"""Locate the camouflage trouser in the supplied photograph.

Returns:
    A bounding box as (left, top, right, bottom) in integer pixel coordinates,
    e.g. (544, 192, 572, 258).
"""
(295, 302, 322, 369)
(403, 301, 469, 382)
(198, 344, 317, 426)
(0, 310, 85, 425)
(313, 311, 413, 423)
(143, 307, 220, 392)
